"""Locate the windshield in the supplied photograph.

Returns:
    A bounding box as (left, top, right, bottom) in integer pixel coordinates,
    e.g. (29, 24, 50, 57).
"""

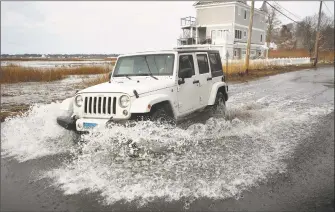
(113, 54, 175, 77)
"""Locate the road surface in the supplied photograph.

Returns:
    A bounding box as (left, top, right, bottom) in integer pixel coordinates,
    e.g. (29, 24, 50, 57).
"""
(1, 66, 334, 212)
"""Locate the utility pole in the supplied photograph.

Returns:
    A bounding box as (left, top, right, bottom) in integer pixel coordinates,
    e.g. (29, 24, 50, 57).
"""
(313, 1, 323, 67)
(224, 30, 229, 79)
(245, 0, 255, 74)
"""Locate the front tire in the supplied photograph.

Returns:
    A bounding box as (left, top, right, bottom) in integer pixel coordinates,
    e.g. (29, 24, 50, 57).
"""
(150, 107, 175, 124)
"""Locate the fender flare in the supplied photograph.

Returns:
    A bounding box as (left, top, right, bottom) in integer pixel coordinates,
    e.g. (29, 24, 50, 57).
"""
(60, 97, 74, 113)
(130, 94, 176, 117)
(207, 82, 228, 105)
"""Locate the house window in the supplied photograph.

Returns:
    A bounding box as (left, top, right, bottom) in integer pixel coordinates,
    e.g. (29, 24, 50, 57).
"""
(211, 30, 216, 39)
(260, 34, 263, 42)
(244, 10, 247, 19)
(217, 30, 222, 38)
(238, 6, 240, 15)
(234, 50, 237, 57)
(244, 31, 247, 38)
(235, 30, 242, 39)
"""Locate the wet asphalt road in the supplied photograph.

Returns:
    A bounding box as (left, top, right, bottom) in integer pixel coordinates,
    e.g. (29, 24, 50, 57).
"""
(1, 66, 334, 212)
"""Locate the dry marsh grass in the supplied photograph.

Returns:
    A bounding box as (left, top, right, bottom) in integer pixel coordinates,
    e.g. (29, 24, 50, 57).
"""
(0, 64, 110, 84)
(222, 61, 277, 76)
(78, 73, 110, 89)
(1, 57, 117, 62)
(222, 61, 319, 82)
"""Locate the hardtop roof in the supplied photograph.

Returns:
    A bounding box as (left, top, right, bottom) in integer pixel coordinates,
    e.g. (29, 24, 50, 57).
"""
(119, 49, 220, 57)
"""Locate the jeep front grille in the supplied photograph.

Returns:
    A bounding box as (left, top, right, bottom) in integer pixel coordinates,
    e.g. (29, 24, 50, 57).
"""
(84, 96, 117, 115)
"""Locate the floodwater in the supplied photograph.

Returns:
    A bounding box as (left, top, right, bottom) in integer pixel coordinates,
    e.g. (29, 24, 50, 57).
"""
(1, 66, 334, 211)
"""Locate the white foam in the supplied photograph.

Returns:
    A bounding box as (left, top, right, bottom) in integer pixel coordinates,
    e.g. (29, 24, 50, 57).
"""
(42, 99, 332, 207)
(1, 103, 76, 162)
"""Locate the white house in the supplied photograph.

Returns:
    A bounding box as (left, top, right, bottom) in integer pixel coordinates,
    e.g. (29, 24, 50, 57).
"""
(177, 0, 268, 60)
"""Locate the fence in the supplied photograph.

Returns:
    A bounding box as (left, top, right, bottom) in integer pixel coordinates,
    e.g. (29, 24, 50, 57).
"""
(223, 57, 311, 66)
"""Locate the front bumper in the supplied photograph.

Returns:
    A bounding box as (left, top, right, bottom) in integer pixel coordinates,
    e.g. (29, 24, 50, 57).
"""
(57, 116, 77, 131)
(57, 115, 130, 132)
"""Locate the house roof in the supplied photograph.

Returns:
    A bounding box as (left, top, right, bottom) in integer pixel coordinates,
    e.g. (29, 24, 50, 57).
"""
(193, 1, 268, 14)
(193, 0, 247, 6)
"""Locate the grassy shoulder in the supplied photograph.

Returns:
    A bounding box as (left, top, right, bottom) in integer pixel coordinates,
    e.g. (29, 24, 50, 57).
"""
(225, 64, 326, 83)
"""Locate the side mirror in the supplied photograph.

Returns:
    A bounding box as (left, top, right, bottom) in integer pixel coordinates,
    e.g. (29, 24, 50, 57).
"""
(178, 78, 185, 85)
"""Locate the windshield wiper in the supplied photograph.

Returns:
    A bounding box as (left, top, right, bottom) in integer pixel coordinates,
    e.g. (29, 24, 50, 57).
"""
(144, 56, 158, 80)
(124, 75, 131, 80)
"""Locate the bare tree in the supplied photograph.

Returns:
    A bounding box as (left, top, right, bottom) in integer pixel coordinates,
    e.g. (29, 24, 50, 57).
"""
(265, 5, 281, 56)
(294, 11, 334, 54)
(295, 17, 316, 56)
(318, 12, 334, 51)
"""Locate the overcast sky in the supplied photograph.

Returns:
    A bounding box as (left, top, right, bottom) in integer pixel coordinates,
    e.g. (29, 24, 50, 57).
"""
(1, 1, 334, 54)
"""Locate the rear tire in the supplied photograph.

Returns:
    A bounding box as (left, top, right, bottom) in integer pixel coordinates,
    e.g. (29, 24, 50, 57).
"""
(212, 91, 226, 114)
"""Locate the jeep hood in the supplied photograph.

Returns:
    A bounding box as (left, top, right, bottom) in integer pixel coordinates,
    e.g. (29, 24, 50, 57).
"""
(77, 77, 175, 96)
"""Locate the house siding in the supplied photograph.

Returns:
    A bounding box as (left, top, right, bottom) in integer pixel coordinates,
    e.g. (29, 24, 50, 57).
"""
(234, 4, 266, 30)
(233, 26, 265, 45)
(196, 5, 235, 25)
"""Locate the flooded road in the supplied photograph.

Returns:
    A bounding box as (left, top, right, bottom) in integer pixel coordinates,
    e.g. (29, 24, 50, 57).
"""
(1, 67, 334, 211)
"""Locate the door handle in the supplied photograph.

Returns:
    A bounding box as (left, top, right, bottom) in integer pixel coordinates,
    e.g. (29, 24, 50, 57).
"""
(193, 80, 199, 84)
(207, 77, 212, 81)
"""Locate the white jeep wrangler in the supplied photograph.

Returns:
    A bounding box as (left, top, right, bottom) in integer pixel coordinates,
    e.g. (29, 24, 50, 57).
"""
(57, 48, 228, 132)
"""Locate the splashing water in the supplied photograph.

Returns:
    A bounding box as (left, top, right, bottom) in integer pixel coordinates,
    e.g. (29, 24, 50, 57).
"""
(1, 102, 77, 162)
(43, 102, 330, 207)
(1, 69, 334, 208)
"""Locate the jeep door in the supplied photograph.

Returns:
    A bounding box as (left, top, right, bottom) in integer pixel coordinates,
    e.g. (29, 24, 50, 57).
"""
(176, 53, 199, 113)
(194, 52, 212, 107)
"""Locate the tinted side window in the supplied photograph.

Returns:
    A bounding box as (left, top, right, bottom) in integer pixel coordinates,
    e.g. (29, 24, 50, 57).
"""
(178, 55, 195, 77)
(196, 54, 210, 74)
(209, 53, 223, 77)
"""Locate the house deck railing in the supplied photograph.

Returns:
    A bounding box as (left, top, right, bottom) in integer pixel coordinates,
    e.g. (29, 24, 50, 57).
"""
(180, 16, 196, 27)
(177, 36, 213, 46)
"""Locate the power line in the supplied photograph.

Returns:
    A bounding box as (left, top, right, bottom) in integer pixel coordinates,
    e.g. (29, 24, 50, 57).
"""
(273, 1, 302, 21)
(266, 1, 300, 24)
(323, 2, 334, 17)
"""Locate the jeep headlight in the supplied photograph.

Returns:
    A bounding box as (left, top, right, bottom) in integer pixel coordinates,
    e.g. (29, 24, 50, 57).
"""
(119, 95, 130, 108)
(75, 95, 83, 107)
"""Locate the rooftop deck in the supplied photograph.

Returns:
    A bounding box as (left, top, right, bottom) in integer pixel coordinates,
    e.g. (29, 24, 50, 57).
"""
(180, 16, 196, 29)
